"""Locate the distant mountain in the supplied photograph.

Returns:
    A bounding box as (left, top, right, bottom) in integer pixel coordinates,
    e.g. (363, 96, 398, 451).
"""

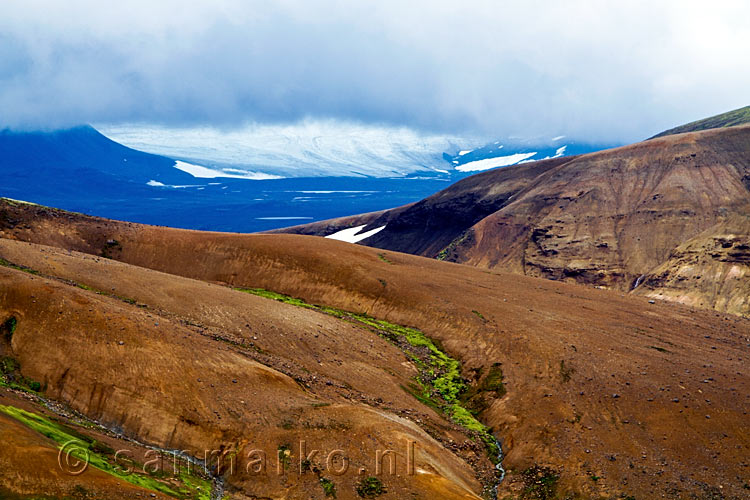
(443, 138, 612, 173)
(99, 122, 468, 179)
(0, 125, 192, 185)
(101, 123, 615, 179)
(274, 124, 750, 317)
(650, 104, 750, 138)
(0, 125, 462, 232)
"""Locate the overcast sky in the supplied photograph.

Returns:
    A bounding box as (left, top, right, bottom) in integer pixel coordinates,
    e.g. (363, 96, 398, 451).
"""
(1, 0, 748, 142)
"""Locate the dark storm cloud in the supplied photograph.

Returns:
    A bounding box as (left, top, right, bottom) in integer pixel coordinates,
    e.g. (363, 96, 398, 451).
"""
(1, 0, 748, 142)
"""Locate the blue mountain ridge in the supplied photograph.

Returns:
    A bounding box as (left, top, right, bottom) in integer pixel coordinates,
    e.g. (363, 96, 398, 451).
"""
(0, 125, 614, 232)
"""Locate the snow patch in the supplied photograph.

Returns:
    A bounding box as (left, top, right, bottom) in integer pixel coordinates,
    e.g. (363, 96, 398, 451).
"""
(458, 150, 472, 156)
(454, 152, 538, 172)
(255, 216, 314, 220)
(147, 180, 166, 187)
(173, 160, 283, 180)
(288, 190, 379, 194)
(325, 224, 387, 243)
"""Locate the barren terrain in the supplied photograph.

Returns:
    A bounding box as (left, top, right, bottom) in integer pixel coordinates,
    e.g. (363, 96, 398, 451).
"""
(1, 201, 748, 499)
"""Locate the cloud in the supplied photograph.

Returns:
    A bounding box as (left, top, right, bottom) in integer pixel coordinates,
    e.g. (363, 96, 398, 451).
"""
(1, 0, 749, 141)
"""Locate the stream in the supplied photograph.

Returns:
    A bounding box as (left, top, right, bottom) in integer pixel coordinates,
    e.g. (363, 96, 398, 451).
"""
(20, 390, 226, 499)
(490, 435, 506, 499)
(632, 274, 646, 289)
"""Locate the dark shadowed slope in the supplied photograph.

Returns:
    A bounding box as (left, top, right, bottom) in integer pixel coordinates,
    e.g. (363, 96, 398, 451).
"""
(270, 155, 574, 257)
(274, 125, 750, 317)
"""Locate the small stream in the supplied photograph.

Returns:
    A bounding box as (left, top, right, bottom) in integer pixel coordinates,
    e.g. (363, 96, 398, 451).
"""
(632, 274, 646, 290)
(27, 391, 226, 499)
(490, 435, 506, 499)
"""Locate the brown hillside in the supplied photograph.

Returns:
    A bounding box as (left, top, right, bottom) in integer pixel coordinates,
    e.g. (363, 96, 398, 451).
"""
(1, 202, 749, 499)
(272, 125, 750, 317)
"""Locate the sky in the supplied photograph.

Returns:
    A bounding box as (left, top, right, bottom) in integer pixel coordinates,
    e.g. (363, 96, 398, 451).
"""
(1, 0, 749, 143)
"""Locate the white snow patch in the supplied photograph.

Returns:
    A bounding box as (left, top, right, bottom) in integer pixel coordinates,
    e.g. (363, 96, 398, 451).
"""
(288, 190, 379, 194)
(146, 180, 201, 188)
(458, 150, 472, 156)
(173, 160, 283, 180)
(552, 135, 565, 141)
(325, 224, 387, 243)
(255, 217, 314, 220)
(455, 152, 538, 172)
(554, 145, 567, 157)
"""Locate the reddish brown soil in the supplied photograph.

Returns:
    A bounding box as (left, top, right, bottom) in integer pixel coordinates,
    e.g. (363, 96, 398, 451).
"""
(272, 126, 750, 319)
(0, 202, 749, 499)
(0, 391, 167, 499)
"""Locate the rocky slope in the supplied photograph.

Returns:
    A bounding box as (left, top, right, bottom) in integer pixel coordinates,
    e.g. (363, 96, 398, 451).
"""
(274, 125, 750, 317)
(1, 200, 749, 499)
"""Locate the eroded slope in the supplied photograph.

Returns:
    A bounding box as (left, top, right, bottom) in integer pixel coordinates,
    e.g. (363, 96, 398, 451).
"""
(1, 206, 748, 499)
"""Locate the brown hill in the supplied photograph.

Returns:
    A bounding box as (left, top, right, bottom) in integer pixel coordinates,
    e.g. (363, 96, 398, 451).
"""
(1, 200, 749, 499)
(273, 125, 750, 317)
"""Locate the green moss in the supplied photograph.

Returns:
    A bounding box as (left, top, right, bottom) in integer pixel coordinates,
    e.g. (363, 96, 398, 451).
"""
(320, 477, 337, 497)
(377, 253, 393, 264)
(238, 287, 502, 466)
(436, 231, 471, 261)
(0, 356, 43, 393)
(0, 356, 19, 374)
(236, 287, 317, 310)
(356, 476, 385, 497)
(0, 258, 40, 275)
(278, 444, 291, 468)
(0, 405, 211, 500)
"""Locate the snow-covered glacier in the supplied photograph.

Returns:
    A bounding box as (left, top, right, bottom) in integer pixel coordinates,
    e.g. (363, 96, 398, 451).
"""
(99, 121, 617, 179)
(99, 120, 480, 178)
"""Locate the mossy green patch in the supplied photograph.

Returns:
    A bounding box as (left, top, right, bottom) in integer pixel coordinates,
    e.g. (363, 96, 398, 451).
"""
(436, 231, 471, 261)
(0, 405, 211, 500)
(377, 253, 393, 265)
(356, 476, 385, 497)
(0, 257, 41, 275)
(0, 356, 43, 394)
(320, 477, 337, 497)
(237, 287, 501, 464)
